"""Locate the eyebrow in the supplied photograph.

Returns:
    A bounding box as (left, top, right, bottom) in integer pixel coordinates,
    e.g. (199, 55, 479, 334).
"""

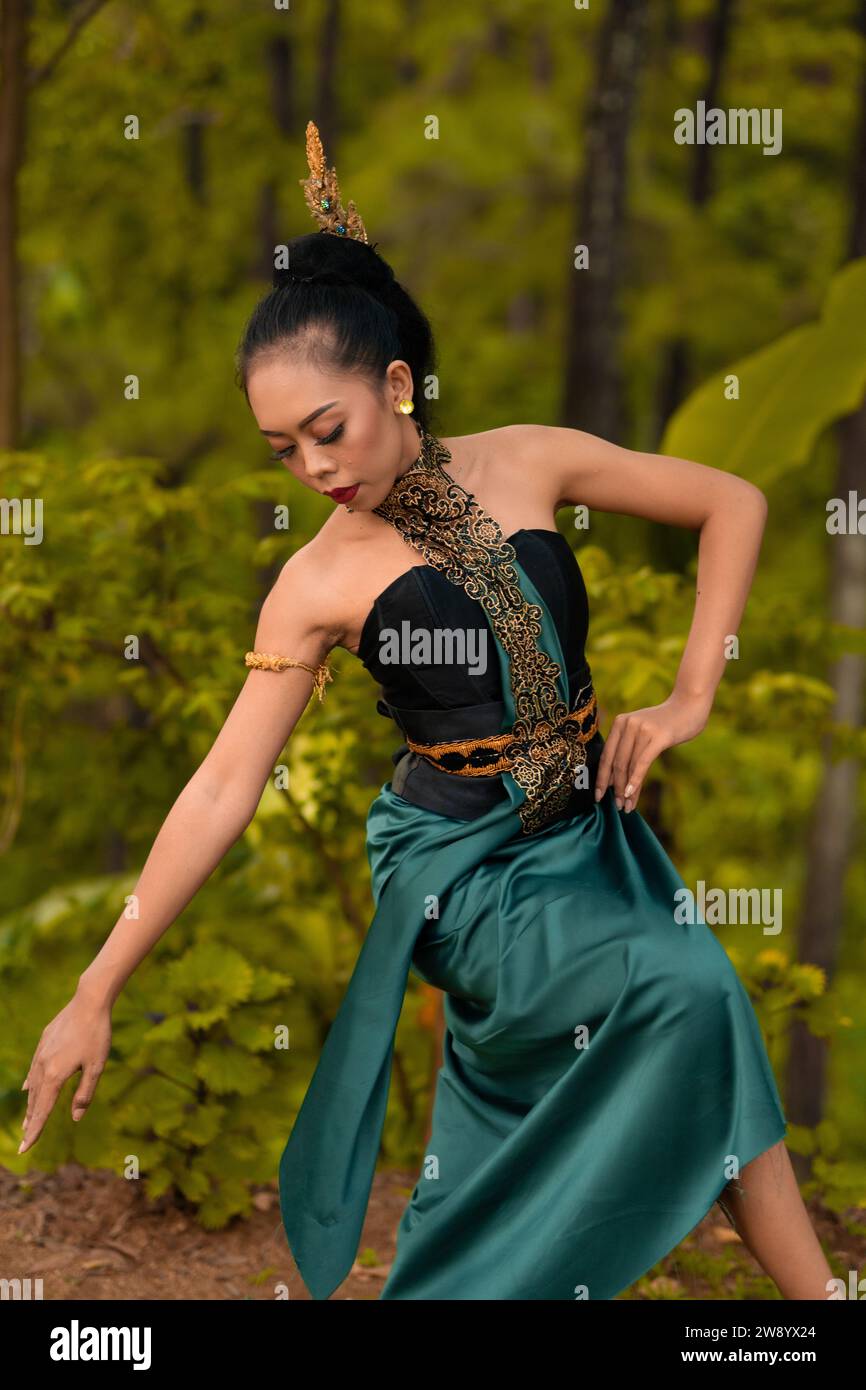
(259, 400, 340, 438)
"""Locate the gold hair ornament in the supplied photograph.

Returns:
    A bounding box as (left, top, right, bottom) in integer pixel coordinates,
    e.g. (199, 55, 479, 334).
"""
(300, 121, 369, 243)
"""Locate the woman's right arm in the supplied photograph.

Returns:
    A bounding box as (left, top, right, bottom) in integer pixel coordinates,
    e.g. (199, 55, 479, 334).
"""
(19, 553, 342, 1153)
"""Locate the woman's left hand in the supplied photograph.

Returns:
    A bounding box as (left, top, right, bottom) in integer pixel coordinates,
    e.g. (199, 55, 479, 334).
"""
(593, 690, 712, 813)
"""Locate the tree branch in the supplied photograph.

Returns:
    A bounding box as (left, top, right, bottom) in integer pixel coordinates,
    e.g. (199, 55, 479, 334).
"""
(27, 0, 112, 89)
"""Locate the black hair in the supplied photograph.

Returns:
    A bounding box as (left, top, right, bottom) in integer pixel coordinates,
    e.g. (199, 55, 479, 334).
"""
(234, 232, 438, 431)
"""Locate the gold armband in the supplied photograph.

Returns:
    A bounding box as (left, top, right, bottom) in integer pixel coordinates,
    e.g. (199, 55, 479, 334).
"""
(244, 652, 334, 701)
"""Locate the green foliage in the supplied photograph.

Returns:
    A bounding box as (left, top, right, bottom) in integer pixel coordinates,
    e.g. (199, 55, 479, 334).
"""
(0, 861, 299, 1226)
(662, 259, 866, 486)
(0, 433, 420, 1219)
(2, 0, 864, 1244)
(786, 1121, 866, 1225)
(357, 1247, 383, 1268)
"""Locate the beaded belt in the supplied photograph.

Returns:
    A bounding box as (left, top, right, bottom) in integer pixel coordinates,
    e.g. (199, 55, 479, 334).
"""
(403, 687, 599, 777)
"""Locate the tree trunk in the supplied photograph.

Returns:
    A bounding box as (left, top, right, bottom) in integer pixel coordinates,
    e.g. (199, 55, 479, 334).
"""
(0, 0, 28, 450)
(253, 33, 297, 610)
(785, 0, 866, 1178)
(652, 0, 736, 447)
(0, 0, 110, 450)
(560, 0, 648, 444)
(312, 0, 341, 157)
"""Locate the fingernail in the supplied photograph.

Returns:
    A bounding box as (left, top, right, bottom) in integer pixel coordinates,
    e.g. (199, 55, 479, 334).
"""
(615, 797, 623, 810)
(624, 783, 634, 797)
(593, 789, 602, 801)
(625, 800, 633, 813)
(17, 1140, 26, 1154)
(73, 1111, 83, 1121)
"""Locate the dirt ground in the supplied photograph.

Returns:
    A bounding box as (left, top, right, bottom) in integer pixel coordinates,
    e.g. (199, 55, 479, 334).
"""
(1, 1163, 863, 1300)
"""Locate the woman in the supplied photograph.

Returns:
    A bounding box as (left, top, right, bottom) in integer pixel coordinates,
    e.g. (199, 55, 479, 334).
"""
(20, 124, 832, 1301)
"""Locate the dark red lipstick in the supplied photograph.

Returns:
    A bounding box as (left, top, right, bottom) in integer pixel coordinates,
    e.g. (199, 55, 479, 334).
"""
(325, 484, 359, 503)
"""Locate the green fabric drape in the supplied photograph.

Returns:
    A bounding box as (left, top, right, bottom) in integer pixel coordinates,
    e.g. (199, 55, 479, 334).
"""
(278, 556, 786, 1300)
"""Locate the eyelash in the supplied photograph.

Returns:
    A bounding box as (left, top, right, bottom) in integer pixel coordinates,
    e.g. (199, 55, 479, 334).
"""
(270, 422, 344, 461)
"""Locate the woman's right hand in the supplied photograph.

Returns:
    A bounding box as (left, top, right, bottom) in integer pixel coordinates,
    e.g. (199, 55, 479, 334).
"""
(19, 992, 112, 1155)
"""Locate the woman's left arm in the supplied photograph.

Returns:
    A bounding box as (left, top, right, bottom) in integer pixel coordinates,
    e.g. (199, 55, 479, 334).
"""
(515, 423, 768, 814)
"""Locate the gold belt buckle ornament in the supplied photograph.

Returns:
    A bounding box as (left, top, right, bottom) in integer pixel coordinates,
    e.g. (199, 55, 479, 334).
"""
(406, 690, 599, 789)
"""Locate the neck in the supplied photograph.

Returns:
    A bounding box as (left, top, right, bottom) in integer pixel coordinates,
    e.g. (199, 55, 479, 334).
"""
(394, 416, 424, 480)
(393, 419, 451, 483)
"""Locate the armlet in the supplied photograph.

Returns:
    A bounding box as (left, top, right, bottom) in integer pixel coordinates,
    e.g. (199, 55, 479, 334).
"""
(244, 651, 334, 701)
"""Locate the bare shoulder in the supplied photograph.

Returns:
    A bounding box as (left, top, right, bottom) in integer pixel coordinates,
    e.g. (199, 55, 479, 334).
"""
(475, 422, 561, 472)
(449, 424, 544, 485)
(479, 423, 626, 510)
(255, 534, 346, 662)
(488, 422, 599, 466)
(467, 424, 564, 518)
(471, 423, 536, 461)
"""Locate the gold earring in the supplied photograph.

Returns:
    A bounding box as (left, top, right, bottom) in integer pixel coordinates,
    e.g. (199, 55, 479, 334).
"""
(397, 398, 414, 415)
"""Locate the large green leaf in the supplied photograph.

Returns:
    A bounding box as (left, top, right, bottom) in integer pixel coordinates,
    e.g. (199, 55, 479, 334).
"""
(662, 258, 866, 485)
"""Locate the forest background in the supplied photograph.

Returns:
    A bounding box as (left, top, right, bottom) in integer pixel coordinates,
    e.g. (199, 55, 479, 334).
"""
(1, 0, 865, 1244)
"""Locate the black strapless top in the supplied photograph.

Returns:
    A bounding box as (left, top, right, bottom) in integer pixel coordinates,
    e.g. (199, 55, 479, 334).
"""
(356, 528, 605, 823)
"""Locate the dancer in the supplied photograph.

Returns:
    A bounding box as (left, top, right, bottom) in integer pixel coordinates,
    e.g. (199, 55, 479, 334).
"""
(21, 122, 832, 1300)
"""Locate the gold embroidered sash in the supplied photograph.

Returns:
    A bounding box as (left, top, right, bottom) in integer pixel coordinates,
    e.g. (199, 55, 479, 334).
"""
(372, 423, 596, 834)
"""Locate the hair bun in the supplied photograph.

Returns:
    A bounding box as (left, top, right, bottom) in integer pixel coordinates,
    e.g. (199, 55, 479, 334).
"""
(272, 237, 397, 294)
(273, 267, 349, 290)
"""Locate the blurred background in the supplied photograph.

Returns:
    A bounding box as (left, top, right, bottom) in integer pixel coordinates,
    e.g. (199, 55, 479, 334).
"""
(1, 0, 865, 1298)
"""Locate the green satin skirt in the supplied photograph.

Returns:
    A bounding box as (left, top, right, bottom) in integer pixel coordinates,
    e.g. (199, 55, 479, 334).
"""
(278, 559, 787, 1301)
